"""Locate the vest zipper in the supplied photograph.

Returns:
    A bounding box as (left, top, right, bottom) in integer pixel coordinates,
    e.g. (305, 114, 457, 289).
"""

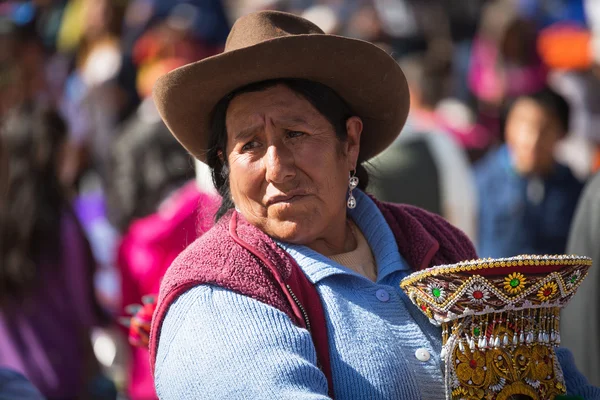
(285, 284, 311, 332)
(286, 284, 327, 373)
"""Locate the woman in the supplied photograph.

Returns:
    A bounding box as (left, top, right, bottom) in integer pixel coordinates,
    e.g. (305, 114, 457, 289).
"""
(149, 11, 599, 399)
(0, 105, 111, 399)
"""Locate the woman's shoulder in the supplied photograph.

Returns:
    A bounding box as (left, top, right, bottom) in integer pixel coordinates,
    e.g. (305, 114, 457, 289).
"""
(375, 197, 464, 235)
(374, 199, 478, 268)
(163, 215, 233, 274)
(157, 212, 294, 315)
(386, 201, 474, 244)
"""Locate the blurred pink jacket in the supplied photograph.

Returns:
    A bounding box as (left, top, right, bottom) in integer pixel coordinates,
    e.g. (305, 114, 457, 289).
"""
(468, 37, 548, 102)
(118, 182, 219, 400)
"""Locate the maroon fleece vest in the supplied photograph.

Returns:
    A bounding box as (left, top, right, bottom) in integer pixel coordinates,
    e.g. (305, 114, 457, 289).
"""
(149, 198, 477, 393)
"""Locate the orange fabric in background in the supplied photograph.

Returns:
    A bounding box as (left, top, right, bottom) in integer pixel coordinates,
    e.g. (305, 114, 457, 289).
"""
(593, 144, 600, 173)
(538, 23, 592, 70)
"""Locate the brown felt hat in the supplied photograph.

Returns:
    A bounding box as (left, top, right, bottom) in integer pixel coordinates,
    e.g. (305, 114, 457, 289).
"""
(153, 10, 410, 163)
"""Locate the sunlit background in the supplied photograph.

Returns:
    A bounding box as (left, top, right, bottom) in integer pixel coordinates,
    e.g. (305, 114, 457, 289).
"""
(2, 0, 600, 398)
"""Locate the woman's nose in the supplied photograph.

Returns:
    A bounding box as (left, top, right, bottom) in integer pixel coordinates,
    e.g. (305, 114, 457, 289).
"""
(264, 143, 295, 183)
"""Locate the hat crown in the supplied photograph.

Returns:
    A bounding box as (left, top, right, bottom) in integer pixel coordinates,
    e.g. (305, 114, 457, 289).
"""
(225, 11, 325, 52)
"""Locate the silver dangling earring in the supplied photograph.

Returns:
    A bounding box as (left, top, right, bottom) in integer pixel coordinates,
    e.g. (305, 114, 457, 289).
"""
(347, 170, 359, 209)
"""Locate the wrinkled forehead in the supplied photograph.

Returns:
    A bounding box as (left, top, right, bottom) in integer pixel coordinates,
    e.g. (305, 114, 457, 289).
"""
(225, 85, 324, 134)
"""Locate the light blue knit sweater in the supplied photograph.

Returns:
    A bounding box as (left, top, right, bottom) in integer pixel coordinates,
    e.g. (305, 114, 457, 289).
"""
(155, 190, 599, 399)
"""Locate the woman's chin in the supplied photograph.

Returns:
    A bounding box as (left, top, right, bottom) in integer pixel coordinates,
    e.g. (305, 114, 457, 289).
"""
(266, 201, 316, 224)
(263, 219, 315, 245)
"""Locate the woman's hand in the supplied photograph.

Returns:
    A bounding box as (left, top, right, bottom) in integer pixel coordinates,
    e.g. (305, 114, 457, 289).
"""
(119, 295, 156, 348)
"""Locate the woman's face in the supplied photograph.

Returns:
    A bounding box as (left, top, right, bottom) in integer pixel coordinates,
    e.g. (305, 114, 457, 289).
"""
(225, 84, 362, 246)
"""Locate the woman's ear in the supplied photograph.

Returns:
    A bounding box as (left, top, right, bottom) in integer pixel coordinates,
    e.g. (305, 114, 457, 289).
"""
(345, 116, 363, 170)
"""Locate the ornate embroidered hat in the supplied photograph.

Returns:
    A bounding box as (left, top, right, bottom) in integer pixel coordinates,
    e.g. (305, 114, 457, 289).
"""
(399, 254, 592, 400)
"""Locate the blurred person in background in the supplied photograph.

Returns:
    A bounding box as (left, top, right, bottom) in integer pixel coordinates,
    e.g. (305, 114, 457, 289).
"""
(543, 0, 600, 176)
(108, 109, 212, 400)
(469, 0, 548, 138)
(368, 54, 477, 242)
(0, 4, 87, 190)
(561, 171, 600, 387)
(0, 119, 53, 400)
(106, 107, 196, 235)
(537, 21, 600, 180)
(58, 0, 127, 184)
(475, 87, 583, 258)
(0, 19, 47, 117)
(117, 178, 218, 399)
(118, 0, 229, 120)
(107, 32, 221, 394)
(107, 1, 225, 233)
(0, 104, 115, 399)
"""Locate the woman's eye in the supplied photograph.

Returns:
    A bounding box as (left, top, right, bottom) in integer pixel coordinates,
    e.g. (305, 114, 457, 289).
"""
(287, 131, 305, 139)
(241, 141, 260, 151)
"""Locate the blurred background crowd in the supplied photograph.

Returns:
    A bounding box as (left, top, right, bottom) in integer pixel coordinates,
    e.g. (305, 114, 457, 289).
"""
(2, 0, 600, 398)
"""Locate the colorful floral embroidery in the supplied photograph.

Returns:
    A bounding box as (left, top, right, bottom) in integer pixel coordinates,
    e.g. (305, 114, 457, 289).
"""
(466, 284, 490, 304)
(503, 272, 527, 295)
(456, 349, 487, 386)
(537, 282, 558, 302)
(427, 282, 446, 303)
(566, 270, 581, 289)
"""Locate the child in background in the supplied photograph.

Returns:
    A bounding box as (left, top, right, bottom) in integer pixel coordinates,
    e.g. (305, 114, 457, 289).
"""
(475, 87, 583, 258)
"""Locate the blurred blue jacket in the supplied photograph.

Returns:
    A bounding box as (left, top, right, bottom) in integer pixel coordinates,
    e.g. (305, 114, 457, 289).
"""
(0, 369, 43, 400)
(475, 145, 583, 258)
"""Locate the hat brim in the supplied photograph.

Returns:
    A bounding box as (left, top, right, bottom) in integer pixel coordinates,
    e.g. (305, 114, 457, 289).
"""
(153, 34, 409, 163)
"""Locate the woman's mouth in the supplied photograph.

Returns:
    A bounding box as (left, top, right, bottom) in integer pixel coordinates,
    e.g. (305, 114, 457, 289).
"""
(266, 192, 308, 206)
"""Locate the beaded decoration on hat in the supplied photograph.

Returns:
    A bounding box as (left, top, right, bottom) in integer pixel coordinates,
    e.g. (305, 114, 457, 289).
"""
(399, 254, 592, 400)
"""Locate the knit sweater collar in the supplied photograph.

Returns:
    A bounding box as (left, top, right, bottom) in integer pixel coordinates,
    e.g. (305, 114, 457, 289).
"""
(278, 189, 410, 284)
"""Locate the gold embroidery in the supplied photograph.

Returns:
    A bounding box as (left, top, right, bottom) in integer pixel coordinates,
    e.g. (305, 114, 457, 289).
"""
(400, 255, 592, 400)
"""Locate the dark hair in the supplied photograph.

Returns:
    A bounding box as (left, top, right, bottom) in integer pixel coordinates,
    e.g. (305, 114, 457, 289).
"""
(107, 119, 196, 232)
(398, 54, 451, 109)
(501, 87, 571, 138)
(0, 104, 67, 304)
(206, 79, 369, 221)
(500, 18, 539, 65)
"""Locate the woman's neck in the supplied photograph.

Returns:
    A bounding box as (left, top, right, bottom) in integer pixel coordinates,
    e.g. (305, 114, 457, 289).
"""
(305, 216, 357, 257)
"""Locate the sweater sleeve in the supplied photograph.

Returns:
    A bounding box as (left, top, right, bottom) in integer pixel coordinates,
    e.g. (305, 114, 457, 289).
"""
(155, 285, 331, 399)
(557, 347, 600, 399)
